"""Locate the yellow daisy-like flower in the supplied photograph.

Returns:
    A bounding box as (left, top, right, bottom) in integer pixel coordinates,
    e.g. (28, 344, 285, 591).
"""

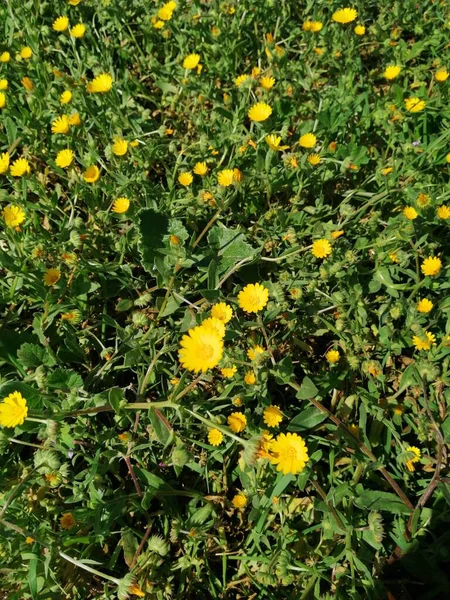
(381, 166, 393, 175)
(232, 493, 247, 508)
(244, 371, 256, 385)
(208, 428, 223, 446)
(248, 102, 272, 122)
(238, 283, 269, 313)
(403, 206, 418, 220)
(435, 69, 449, 82)
(332, 7, 357, 23)
(183, 53, 200, 69)
(259, 76, 276, 89)
(202, 316, 226, 339)
(60, 90, 72, 104)
(404, 97, 426, 113)
(20, 46, 33, 59)
(265, 134, 288, 151)
(112, 138, 128, 156)
(384, 65, 401, 80)
(0, 391, 28, 428)
(331, 230, 344, 239)
(3, 204, 25, 227)
(178, 171, 193, 186)
(247, 345, 264, 360)
(69, 0, 82, 5)
(0, 79, 8, 91)
(354, 24, 365, 35)
(178, 324, 223, 373)
(0, 92, 6, 109)
(303, 20, 323, 32)
(270, 432, 309, 475)
(0, 152, 10, 174)
(129, 584, 145, 597)
(61, 310, 82, 323)
(299, 133, 317, 148)
(55, 149, 74, 168)
(10, 158, 31, 177)
(44, 268, 61, 286)
(217, 168, 234, 187)
(412, 331, 436, 351)
(227, 412, 247, 433)
(158, 1, 176, 20)
(326, 349, 340, 363)
(25, 537, 34, 544)
(311, 238, 332, 259)
(211, 302, 233, 323)
(152, 17, 165, 29)
(52, 115, 70, 134)
(193, 161, 208, 176)
(235, 74, 250, 87)
(60, 513, 76, 530)
(233, 168, 243, 182)
(112, 197, 130, 214)
(68, 113, 81, 126)
(232, 397, 242, 407)
(417, 298, 433, 313)
(53, 16, 69, 31)
(0, 52, 10, 63)
(446, 153, 450, 164)
(421, 256, 441, 276)
(405, 446, 421, 472)
(263, 405, 283, 428)
(83, 165, 100, 183)
(70, 23, 86, 38)
(307, 153, 321, 166)
(416, 193, 430, 208)
(437, 205, 450, 219)
(221, 365, 237, 378)
(87, 73, 113, 93)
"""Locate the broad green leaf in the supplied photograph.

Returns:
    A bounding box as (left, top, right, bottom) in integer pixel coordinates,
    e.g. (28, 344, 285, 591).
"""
(289, 405, 328, 431)
(295, 376, 318, 399)
(354, 490, 412, 514)
(47, 368, 83, 390)
(207, 223, 255, 275)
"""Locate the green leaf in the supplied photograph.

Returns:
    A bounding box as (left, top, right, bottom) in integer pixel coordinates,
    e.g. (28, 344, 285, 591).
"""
(17, 343, 55, 369)
(354, 490, 412, 514)
(295, 376, 318, 400)
(28, 554, 38, 600)
(289, 405, 328, 431)
(207, 224, 255, 275)
(47, 368, 83, 391)
(149, 408, 172, 445)
(121, 530, 138, 568)
(137, 208, 170, 273)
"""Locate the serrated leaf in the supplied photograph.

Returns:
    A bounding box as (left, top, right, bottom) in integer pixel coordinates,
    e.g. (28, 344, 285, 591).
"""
(207, 224, 255, 275)
(137, 208, 170, 273)
(354, 490, 412, 514)
(47, 368, 83, 391)
(17, 343, 55, 369)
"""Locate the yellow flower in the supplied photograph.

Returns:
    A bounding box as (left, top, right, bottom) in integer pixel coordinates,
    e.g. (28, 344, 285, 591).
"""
(0, 152, 10, 174)
(0, 79, 8, 91)
(247, 345, 264, 360)
(404, 97, 426, 113)
(20, 46, 33, 59)
(446, 153, 450, 164)
(384, 65, 401, 80)
(208, 428, 223, 446)
(52, 115, 70, 134)
(232, 493, 247, 508)
(270, 432, 309, 475)
(331, 230, 344, 239)
(263, 405, 283, 428)
(211, 302, 233, 323)
(69, 0, 82, 4)
(217, 169, 234, 187)
(60, 90, 72, 104)
(0, 92, 6, 109)
(381, 166, 393, 175)
(227, 412, 247, 433)
(417, 298, 433, 313)
(55, 149, 74, 168)
(233, 168, 243, 182)
(10, 158, 30, 177)
(437, 205, 450, 219)
(53, 16, 69, 31)
(68, 112, 81, 126)
(403, 206, 418, 220)
(421, 256, 441, 276)
(303, 20, 323, 32)
(238, 283, 269, 313)
(435, 69, 449, 82)
(70, 23, 86, 38)
(87, 73, 113, 93)
(405, 446, 421, 472)
(354, 24, 365, 35)
(183, 53, 200, 69)
(326, 349, 340, 363)
(416, 193, 430, 208)
(61, 310, 81, 323)
(259, 76, 275, 89)
(221, 366, 237, 378)
(202, 316, 226, 338)
(60, 513, 76, 530)
(3, 204, 25, 227)
(158, 1, 176, 20)
(235, 74, 250, 87)
(25, 537, 34, 544)
(332, 8, 358, 24)
(178, 324, 223, 372)
(178, 171, 193, 186)
(152, 17, 165, 29)
(412, 331, 436, 351)
(307, 153, 321, 166)
(244, 371, 256, 385)
(265, 134, 287, 151)
(232, 396, 242, 407)
(248, 102, 272, 122)
(112, 197, 130, 214)
(0, 52, 10, 63)
(44, 268, 61, 286)
(251, 66, 261, 78)
(311, 239, 332, 258)
(193, 161, 208, 175)
(129, 584, 145, 597)
(0, 391, 28, 428)
(112, 138, 128, 156)
(83, 165, 100, 183)
(299, 133, 317, 148)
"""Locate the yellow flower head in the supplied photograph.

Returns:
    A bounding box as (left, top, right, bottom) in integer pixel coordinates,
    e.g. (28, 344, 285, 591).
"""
(311, 238, 332, 258)
(193, 161, 208, 176)
(235, 74, 250, 87)
(435, 69, 449, 82)
(307, 153, 321, 166)
(52, 115, 70, 134)
(0, 52, 10, 63)
(202, 316, 226, 338)
(390, 252, 399, 263)
(0, 391, 28, 428)
(0, 152, 10, 174)
(331, 230, 344, 239)
(55, 149, 74, 168)
(178, 324, 223, 372)
(0, 79, 8, 91)
(381, 166, 393, 175)
(404, 97, 426, 113)
(227, 412, 247, 433)
(421, 256, 441, 276)
(3, 204, 25, 228)
(232, 493, 247, 508)
(152, 17, 165, 29)
(270, 432, 309, 475)
(112, 197, 130, 214)
(299, 133, 317, 148)
(211, 302, 233, 323)
(112, 138, 128, 156)
(247, 345, 264, 361)
(244, 371, 256, 385)
(69, 0, 82, 4)
(61, 310, 81, 323)
(303, 20, 323, 32)
(416, 193, 430, 208)
(87, 73, 113, 93)
(326, 349, 340, 363)
(70, 23, 86, 38)
(217, 168, 234, 187)
(60, 513, 76, 530)
(354, 24, 365, 35)
(10, 158, 30, 177)
(178, 171, 193, 186)
(221, 365, 237, 378)
(83, 165, 100, 183)
(260, 76, 275, 89)
(20, 46, 33, 59)
(238, 283, 269, 313)
(233, 168, 243, 182)
(405, 446, 421, 472)
(129, 584, 145, 597)
(208, 428, 223, 446)
(158, 1, 176, 20)
(412, 331, 436, 351)
(0, 92, 6, 109)
(384, 65, 401, 80)
(332, 8, 358, 24)
(403, 206, 418, 220)
(53, 16, 69, 31)
(266, 134, 287, 151)
(263, 405, 283, 428)
(248, 102, 272, 122)
(60, 90, 72, 104)
(417, 298, 433, 313)
(44, 268, 61, 286)
(68, 112, 81, 126)
(437, 205, 450, 219)
(183, 53, 200, 69)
